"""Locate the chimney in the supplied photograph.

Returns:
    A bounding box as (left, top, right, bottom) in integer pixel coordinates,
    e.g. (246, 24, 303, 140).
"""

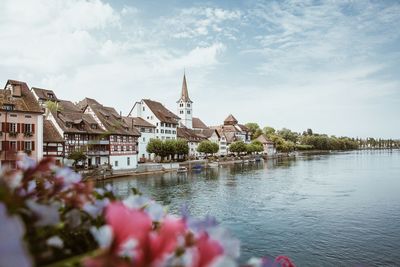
(12, 85, 22, 97)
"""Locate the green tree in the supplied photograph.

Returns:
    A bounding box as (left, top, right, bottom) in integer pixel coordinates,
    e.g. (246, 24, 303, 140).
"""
(277, 128, 299, 143)
(67, 150, 87, 169)
(197, 140, 219, 156)
(163, 139, 177, 160)
(146, 139, 163, 158)
(229, 141, 247, 155)
(263, 126, 276, 137)
(246, 140, 263, 154)
(245, 123, 262, 139)
(175, 139, 189, 159)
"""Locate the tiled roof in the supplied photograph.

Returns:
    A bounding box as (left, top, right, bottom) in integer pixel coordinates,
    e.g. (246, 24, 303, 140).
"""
(43, 120, 64, 142)
(122, 116, 156, 128)
(51, 99, 106, 134)
(223, 114, 238, 125)
(78, 98, 141, 136)
(32, 87, 58, 101)
(0, 80, 42, 113)
(192, 117, 208, 129)
(255, 134, 274, 144)
(143, 99, 180, 124)
(177, 126, 206, 142)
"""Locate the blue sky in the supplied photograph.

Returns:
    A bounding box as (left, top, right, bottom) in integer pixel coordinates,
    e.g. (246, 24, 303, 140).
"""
(0, 0, 399, 138)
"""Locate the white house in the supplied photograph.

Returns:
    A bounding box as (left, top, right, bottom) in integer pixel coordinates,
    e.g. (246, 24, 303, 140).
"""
(129, 99, 180, 140)
(123, 116, 156, 162)
(255, 134, 276, 156)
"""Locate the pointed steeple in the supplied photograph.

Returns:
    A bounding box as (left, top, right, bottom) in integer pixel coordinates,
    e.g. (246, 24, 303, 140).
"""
(179, 72, 192, 103)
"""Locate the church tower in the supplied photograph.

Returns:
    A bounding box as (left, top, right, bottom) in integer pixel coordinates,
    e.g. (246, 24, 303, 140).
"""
(177, 73, 193, 129)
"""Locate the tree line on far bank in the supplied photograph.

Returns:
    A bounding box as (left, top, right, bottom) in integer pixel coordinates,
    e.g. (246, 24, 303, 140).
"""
(244, 123, 400, 152)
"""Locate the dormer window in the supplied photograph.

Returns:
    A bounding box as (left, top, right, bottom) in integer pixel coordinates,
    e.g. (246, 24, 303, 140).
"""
(66, 122, 72, 128)
(47, 93, 55, 99)
(2, 104, 14, 111)
(91, 124, 97, 129)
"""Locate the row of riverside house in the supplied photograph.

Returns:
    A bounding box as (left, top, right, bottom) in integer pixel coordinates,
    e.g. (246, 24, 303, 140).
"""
(1, 75, 276, 169)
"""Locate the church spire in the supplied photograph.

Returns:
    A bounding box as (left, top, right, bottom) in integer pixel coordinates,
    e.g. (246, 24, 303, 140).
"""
(179, 72, 192, 102)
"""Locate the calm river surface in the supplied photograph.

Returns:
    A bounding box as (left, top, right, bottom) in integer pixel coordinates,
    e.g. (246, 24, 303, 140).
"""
(102, 150, 400, 267)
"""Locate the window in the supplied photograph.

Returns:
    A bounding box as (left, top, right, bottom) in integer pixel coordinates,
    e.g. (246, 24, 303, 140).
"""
(9, 123, 16, 133)
(24, 124, 32, 133)
(123, 146, 126, 151)
(25, 115, 32, 118)
(187, 103, 190, 107)
(187, 111, 190, 114)
(161, 129, 164, 133)
(91, 124, 97, 129)
(10, 141, 17, 151)
(140, 127, 145, 132)
(115, 161, 118, 167)
(127, 157, 130, 166)
(161, 122, 164, 127)
(143, 137, 146, 142)
(10, 114, 17, 117)
(24, 142, 32, 151)
(180, 110, 183, 114)
(143, 107, 145, 111)
(2, 104, 14, 111)
(113, 146, 118, 152)
(156, 129, 159, 133)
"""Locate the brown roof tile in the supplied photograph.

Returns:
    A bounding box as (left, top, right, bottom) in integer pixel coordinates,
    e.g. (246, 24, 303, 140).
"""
(78, 98, 140, 136)
(43, 120, 64, 142)
(192, 117, 208, 129)
(143, 99, 180, 124)
(32, 87, 58, 101)
(122, 116, 156, 128)
(0, 80, 42, 113)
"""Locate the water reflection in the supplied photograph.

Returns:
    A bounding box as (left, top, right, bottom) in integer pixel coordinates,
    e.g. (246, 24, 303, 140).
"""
(101, 151, 400, 267)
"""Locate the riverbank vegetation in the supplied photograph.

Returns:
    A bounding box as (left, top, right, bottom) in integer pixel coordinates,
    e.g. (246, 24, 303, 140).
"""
(245, 123, 399, 152)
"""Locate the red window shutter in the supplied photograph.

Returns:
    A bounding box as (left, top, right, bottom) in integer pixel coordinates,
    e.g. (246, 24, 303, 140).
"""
(17, 123, 20, 133)
(6, 123, 10, 132)
(21, 123, 24, 133)
(21, 141, 25, 151)
(1, 122, 5, 132)
(32, 124, 35, 133)
(32, 141, 35, 151)
(17, 141, 21, 151)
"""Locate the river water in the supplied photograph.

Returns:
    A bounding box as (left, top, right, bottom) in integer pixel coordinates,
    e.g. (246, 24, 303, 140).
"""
(103, 150, 400, 266)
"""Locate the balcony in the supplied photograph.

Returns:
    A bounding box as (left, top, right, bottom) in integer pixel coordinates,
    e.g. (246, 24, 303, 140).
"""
(87, 150, 109, 156)
(88, 140, 110, 145)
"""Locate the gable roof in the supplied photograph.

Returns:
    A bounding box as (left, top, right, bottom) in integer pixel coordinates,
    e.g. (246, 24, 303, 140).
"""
(47, 99, 105, 134)
(224, 114, 238, 125)
(0, 80, 42, 113)
(143, 99, 180, 124)
(78, 98, 140, 136)
(255, 134, 274, 144)
(43, 120, 64, 142)
(177, 126, 206, 142)
(192, 117, 208, 129)
(122, 116, 156, 128)
(32, 87, 58, 101)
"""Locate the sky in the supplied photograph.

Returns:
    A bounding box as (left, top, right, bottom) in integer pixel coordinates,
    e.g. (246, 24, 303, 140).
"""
(0, 0, 399, 138)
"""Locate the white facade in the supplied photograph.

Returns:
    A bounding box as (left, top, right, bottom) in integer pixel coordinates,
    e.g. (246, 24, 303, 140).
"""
(208, 131, 228, 156)
(177, 100, 193, 129)
(130, 100, 178, 140)
(110, 154, 138, 170)
(137, 127, 156, 160)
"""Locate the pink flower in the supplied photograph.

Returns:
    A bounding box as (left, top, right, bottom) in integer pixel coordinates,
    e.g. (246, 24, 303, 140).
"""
(192, 233, 224, 267)
(105, 202, 152, 265)
(150, 217, 186, 262)
(274, 255, 296, 267)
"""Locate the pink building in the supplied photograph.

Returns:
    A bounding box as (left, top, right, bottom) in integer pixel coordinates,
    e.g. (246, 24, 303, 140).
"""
(0, 80, 43, 168)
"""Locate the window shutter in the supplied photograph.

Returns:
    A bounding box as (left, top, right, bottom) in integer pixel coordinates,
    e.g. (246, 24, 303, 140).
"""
(17, 141, 21, 151)
(21, 141, 25, 151)
(6, 123, 10, 132)
(1, 122, 4, 132)
(32, 124, 35, 133)
(17, 123, 20, 133)
(32, 141, 35, 151)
